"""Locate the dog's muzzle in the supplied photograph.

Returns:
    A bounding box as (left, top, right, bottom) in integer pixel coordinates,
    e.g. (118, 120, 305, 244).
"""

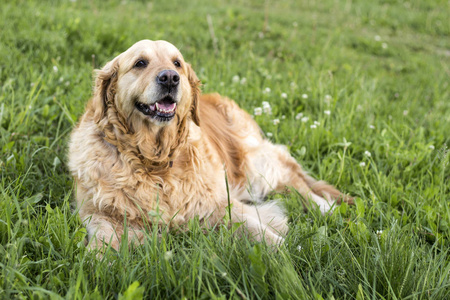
(135, 70, 181, 122)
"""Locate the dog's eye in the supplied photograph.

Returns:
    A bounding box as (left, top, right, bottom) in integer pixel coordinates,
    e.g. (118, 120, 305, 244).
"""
(134, 59, 148, 68)
(173, 60, 181, 68)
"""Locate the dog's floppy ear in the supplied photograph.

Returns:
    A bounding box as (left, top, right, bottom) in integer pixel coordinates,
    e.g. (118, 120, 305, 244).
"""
(187, 63, 201, 126)
(92, 58, 119, 123)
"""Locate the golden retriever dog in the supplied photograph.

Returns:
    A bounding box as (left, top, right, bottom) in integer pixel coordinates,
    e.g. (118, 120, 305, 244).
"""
(68, 40, 352, 251)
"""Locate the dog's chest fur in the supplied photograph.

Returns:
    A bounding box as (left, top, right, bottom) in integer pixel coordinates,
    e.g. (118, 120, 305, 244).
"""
(69, 117, 229, 227)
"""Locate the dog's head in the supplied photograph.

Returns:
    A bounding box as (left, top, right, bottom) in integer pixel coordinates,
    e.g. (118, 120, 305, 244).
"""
(92, 40, 200, 129)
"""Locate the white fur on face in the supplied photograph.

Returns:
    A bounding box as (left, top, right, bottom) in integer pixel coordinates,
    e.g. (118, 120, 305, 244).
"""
(114, 40, 190, 126)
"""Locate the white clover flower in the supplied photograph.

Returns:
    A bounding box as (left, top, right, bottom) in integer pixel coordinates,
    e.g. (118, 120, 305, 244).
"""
(273, 118, 280, 125)
(53, 66, 58, 73)
(381, 43, 388, 49)
(254, 107, 262, 116)
(281, 93, 288, 99)
(302, 94, 308, 99)
(295, 113, 303, 120)
(364, 151, 371, 157)
(314, 121, 320, 126)
(403, 110, 408, 116)
(324, 110, 331, 115)
(59, 77, 64, 83)
(374, 35, 381, 41)
(369, 125, 375, 129)
(324, 95, 332, 102)
(297, 245, 302, 251)
(281, 115, 286, 119)
(164, 251, 173, 261)
(240, 77, 247, 85)
(232, 75, 240, 83)
(266, 132, 273, 137)
(429, 145, 435, 150)
(262, 101, 272, 114)
(263, 87, 271, 94)
(310, 124, 317, 129)
(359, 162, 366, 167)
(301, 116, 309, 123)
(376, 230, 383, 235)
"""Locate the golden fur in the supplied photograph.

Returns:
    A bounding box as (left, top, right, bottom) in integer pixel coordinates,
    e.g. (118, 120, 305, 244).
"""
(68, 40, 352, 250)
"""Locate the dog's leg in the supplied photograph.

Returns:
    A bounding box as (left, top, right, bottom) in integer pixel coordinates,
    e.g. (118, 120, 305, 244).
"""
(84, 214, 144, 251)
(230, 200, 288, 245)
(246, 141, 352, 214)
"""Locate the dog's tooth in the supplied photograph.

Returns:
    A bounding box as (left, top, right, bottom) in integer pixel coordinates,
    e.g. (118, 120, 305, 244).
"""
(154, 102, 176, 113)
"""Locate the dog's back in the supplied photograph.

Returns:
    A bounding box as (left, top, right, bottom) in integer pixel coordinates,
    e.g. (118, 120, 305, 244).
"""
(198, 93, 261, 187)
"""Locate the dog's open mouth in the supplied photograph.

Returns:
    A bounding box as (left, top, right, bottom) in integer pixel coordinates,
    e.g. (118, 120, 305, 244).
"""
(135, 96, 177, 122)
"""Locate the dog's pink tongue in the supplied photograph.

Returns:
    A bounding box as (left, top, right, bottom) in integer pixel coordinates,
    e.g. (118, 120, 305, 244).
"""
(158, 102, 176, 110)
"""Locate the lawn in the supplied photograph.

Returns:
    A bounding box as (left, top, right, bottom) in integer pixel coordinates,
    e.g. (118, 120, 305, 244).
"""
(1, 0, 449, 299)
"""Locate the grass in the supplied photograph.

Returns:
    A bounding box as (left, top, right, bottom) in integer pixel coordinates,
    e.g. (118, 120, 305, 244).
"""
(1, 0, 449, 298)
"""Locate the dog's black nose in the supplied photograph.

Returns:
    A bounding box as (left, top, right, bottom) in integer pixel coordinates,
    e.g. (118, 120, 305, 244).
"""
(157, 70, 180, 89)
